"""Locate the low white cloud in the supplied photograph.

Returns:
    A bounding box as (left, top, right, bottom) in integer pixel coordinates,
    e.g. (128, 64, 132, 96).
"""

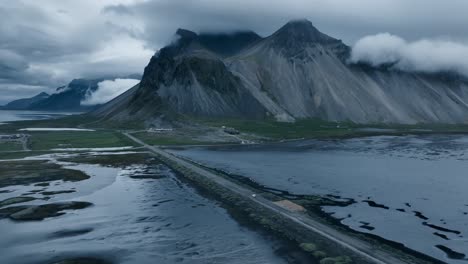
(350, 33, 468, 78)
(81, 78, 139, 105)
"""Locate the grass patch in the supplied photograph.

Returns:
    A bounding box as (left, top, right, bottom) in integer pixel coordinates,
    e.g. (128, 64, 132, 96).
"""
(132, 132, 212, 146)
(28, 130, 137, 150)
(0, 151, 53, 160)
(195, 117, 468, 139)
(0, 142, 23, 151)
(88, 119, 146, 130)
(195, 117, 357, 139)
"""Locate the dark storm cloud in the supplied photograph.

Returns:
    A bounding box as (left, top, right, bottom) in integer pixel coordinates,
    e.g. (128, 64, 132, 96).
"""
(112, 0, 468, 46)
(0, 48, 54, 89)
(1, 0, 468, 104)
(0, 0, 152, 104)
(103, 0, 468, 79)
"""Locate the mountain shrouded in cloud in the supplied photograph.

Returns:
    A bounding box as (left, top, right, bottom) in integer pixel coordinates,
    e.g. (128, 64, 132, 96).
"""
(350, 33, 468, 78)
(81, 78, 140, 106)
(2, 0, 468, 103)
(93, 20, 468, 124)
(2, 76, 141, 111)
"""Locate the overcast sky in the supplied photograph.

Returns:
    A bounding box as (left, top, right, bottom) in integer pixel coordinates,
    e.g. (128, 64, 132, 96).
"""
(1, 0, 468, 104)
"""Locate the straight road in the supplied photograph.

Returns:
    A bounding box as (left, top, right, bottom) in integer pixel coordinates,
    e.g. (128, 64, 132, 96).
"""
(123, 132, 424, 264)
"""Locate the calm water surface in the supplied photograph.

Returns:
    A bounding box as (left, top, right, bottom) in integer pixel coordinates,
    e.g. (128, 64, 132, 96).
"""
(0, 110, 73, 122)
(0, 153, 294, 264)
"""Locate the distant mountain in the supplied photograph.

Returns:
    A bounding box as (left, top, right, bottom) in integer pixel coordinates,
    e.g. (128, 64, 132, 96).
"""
(3, 75, 141, 112)
(95, 20, 468, 124)
(2, 92, 50, 110)
(29, 79, 102, 112)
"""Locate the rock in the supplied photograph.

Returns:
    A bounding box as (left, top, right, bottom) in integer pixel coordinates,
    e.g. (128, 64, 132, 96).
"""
(51, 257, 111, 264)
(40, 190, 75, 196)
(35, 182, 50, 187)
(129, 174, 165, 179)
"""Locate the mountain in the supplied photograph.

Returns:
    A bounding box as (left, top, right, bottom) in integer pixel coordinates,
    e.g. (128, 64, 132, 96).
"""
(3, 75, 142, 112)
(91, 83, 140, 120)
(28, 79, 102, 112)
(2, 92, 50, 110)
(95, 20, 468, 124)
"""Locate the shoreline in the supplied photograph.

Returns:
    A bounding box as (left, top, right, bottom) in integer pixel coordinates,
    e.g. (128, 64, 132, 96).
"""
(170, 153, 445, 264)
(1, 115, 467, 263)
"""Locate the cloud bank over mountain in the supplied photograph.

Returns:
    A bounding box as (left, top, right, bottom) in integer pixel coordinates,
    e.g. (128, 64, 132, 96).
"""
(350, 33, 468, 78)
(81, 78, 140, 106)
(2, 0, 468, 103)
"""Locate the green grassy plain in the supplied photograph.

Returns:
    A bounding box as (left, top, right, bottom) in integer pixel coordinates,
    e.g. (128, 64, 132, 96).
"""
(196, 117, 357, 139)
(196, 117, 468, 140)
(28, 130, 137, 150)
(2, 112, 468, 151)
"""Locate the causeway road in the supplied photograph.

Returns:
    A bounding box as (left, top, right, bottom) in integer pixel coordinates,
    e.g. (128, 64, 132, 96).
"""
(123, 132, 425, 264)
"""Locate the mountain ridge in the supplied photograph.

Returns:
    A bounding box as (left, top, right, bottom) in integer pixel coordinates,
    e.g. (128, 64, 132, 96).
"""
(1, 92, 50, 110)
(2, 75, 142, 112)
(94, 19, 468, 124)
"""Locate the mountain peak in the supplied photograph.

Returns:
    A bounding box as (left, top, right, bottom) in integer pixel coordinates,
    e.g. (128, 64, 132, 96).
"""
(271, 19, 339, 47)
(176, 28, 197, 40)
(170, 28, 262, 57)
(35, 92, 49, 98)
(284, 19, 316, 29)
(197, 31, 262, 56)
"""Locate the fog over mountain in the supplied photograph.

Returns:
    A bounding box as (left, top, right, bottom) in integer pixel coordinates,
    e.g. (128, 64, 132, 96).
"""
(1, 0, 468, 104)
(351, 33, 468, 78)
(81, 78, 140, 106)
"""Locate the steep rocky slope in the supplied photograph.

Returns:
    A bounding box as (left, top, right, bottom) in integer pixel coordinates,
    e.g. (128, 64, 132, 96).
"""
(90, 83, 140, 120)
(96, 19, 468, 124)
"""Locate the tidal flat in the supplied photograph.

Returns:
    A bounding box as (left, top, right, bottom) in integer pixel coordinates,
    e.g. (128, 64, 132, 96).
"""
(167, 134, 468, 264)
(0, 151, 309, 264)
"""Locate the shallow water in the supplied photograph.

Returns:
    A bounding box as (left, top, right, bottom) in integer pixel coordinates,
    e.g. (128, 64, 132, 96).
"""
(0, 154, 293, 264)
(0, 110, 72, 122)
(168, 135, 468, 263)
